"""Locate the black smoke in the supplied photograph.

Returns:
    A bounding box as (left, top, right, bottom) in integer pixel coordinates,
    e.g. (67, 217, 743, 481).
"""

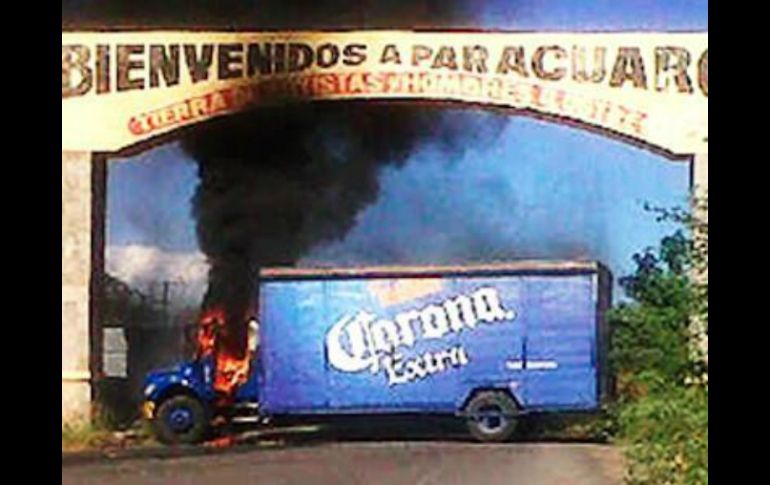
(62, 1, 480, 30)
(182, 102, 508, 354)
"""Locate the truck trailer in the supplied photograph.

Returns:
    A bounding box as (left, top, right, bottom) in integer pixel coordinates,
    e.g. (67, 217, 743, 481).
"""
(143, 261, 611, 444)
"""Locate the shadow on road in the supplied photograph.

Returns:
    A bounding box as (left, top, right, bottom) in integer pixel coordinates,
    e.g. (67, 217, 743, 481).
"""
(62, 413, 609, 467)
(236, 412, 609, 446)
(239, 415, 468, 445)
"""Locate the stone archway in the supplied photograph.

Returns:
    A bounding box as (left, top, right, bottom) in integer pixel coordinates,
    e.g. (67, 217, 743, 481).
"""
(61, 30, 707, 422)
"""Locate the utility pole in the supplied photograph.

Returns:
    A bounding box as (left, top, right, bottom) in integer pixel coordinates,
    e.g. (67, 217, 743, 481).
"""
(162, 281, 171, 327)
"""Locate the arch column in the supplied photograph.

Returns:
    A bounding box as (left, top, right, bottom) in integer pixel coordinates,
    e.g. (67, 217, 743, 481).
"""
(693, 153, 708, 199)
(691, 152, 708, 362)
(62, 151, 105, 424)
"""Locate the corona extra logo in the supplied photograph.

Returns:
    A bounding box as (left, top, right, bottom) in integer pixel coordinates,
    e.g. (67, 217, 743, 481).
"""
(324, 287, 516, 385)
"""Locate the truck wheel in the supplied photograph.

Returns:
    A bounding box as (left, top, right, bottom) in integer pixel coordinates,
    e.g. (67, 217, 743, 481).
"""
(153, 395, 208, 445)
(464, 391, 519, 443)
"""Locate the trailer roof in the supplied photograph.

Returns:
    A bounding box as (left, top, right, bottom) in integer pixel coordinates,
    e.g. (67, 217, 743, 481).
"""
(259, 260, 600, 280)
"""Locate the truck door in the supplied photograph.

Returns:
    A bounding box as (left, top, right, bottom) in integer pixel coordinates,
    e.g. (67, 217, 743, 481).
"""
(520, 274, 598, 409)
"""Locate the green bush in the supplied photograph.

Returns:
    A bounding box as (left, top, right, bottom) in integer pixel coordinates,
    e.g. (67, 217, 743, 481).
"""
(618, 385, 708, 485)
(608, 230, 701, 399)
(607, 196, 707, 484)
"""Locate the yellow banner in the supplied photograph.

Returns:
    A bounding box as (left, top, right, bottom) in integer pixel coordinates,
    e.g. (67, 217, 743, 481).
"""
(62, 31, 707, 155)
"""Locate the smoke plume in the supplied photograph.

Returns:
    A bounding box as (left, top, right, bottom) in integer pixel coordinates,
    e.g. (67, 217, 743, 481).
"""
(182, 102, 508, 355)
(125, 0, 509, 360)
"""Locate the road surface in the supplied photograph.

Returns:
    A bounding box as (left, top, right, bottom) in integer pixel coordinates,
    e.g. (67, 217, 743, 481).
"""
(62, 441, 625, 485)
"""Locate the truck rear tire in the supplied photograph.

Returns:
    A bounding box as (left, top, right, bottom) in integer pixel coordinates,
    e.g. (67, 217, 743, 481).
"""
(153, 395, 208, 445)
(464, 391, 519, 443)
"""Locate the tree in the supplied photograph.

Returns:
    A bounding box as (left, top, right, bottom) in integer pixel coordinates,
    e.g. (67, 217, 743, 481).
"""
(609, 193, 708, 398)
(608, 195, 708, 484)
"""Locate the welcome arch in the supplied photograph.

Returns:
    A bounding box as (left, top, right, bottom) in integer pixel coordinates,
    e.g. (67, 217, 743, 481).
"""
(61, 30, 707, 422)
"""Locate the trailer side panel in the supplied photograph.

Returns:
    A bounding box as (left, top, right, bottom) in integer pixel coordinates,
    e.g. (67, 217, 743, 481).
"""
(258, 269, 602, 415)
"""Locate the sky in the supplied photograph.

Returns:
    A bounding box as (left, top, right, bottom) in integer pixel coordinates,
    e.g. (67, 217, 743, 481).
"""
(105, 0, 707, 304)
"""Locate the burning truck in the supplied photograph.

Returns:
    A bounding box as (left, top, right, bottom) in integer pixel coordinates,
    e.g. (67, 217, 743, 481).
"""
(142, 260, 611, 444)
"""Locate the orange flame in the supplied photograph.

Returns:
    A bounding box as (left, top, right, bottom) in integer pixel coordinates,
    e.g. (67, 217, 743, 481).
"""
(204, 435, 237, 449)
(196, 307, 251, 403)
(197, 308, 225, 358)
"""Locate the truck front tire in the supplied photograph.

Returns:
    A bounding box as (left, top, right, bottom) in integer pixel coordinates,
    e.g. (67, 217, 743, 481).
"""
(153, 395, 209, 445)
(464, 391, 519, 443)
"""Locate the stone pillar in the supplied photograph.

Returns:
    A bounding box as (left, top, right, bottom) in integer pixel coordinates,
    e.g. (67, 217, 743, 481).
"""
(62, 151, 95, 424)
(691, 152, 708, 364)
(692, 153, 708, 200)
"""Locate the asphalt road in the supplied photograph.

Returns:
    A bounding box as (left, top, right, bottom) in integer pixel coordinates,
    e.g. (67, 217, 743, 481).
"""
(62, 441, 624, 485)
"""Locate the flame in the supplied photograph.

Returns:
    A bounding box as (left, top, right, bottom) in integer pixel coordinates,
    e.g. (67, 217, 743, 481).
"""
(196, 307, 251, 403)
(213, 349, 250, 396)
(204, 435, 237, 449)
(196, 308, 225, 358)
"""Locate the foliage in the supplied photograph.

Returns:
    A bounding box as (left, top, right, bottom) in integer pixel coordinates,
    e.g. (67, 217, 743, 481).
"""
(609, 229, 699, 398)
(645, 194, 708, 358)
(607, 194, 708, 484)
(62, 423, 112, 452)
(618, 385, 708, 485)
(62, 405, 157, 453)
(61, 406, 116, 452)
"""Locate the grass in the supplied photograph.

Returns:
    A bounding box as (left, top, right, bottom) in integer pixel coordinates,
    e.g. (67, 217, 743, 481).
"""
(616, 384, 708, 485)
(62, 408, 157, 453)
(62, 420, 114, 452)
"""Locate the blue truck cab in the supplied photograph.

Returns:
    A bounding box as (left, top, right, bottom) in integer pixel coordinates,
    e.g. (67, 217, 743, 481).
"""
(143, 261, 611, 444)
